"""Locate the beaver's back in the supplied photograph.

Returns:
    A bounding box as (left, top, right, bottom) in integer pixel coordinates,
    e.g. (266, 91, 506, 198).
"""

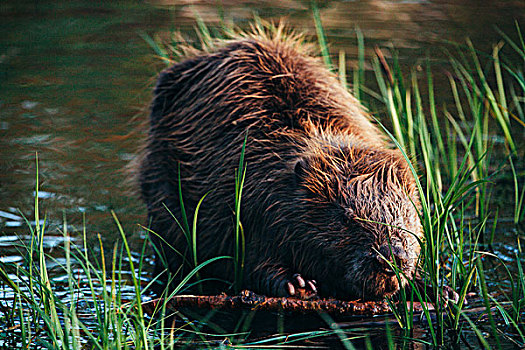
(142, 36, 385, 201)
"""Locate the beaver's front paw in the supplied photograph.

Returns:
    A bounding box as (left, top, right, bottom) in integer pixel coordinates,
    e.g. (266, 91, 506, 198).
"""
(442, 285, 461, 305)
(285, 273, 318, 299)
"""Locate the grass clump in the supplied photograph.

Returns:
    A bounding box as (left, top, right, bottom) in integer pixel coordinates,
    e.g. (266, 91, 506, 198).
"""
(345, 21, 524, 349)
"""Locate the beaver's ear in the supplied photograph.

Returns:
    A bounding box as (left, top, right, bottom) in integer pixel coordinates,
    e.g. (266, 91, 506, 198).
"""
(294, 158, 308, 183)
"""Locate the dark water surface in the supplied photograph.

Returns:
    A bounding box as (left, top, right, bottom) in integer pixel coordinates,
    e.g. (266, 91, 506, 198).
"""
(1, 0, 524, 347)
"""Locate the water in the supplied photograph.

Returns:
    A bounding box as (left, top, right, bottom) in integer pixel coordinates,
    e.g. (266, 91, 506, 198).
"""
(1, 0, 524, 348)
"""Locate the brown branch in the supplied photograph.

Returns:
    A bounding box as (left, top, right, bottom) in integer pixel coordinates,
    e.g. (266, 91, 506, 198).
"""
(141, 290, 391, 317)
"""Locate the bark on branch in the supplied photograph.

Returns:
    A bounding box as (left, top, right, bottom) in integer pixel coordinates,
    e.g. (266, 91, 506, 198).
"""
(141, 290, 391, 317)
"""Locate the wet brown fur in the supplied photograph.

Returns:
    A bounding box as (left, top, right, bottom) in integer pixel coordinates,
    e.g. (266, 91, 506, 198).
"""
(138, 24, 423, 300)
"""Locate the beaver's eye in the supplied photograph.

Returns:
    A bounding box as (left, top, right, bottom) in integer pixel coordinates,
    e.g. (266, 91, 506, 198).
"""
(341, 214, 352, 226)
(294, 158, 308, 183)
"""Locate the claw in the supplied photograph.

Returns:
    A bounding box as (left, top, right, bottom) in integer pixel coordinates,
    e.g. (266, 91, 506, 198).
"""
(449, 289, 460, 305)
(307, 280, 317, 293)
(443, 285, 460, 305)
(286, 282, 296, 296)
(294, 274, 306, 288)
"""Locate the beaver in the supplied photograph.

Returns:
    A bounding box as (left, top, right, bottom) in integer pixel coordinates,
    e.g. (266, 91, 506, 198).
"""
(138, 25, 423, 301)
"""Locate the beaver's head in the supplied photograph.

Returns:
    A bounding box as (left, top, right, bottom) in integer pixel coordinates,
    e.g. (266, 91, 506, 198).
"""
(291, 134, 423, 300)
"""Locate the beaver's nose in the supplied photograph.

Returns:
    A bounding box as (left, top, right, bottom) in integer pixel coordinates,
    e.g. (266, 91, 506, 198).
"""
(377, 243, 409, 272)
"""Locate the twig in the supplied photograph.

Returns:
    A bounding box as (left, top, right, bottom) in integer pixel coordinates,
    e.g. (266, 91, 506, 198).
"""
(141, 290, 391, 317)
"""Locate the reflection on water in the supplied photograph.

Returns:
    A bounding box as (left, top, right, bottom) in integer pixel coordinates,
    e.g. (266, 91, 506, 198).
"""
(0, 0, 523, 346)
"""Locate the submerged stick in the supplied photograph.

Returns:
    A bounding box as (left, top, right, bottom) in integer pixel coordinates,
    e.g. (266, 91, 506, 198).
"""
(141, 290, 391, 317)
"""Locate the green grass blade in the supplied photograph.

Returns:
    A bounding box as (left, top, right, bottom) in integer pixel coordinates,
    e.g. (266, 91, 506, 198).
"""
(312, 1, 333, 70)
